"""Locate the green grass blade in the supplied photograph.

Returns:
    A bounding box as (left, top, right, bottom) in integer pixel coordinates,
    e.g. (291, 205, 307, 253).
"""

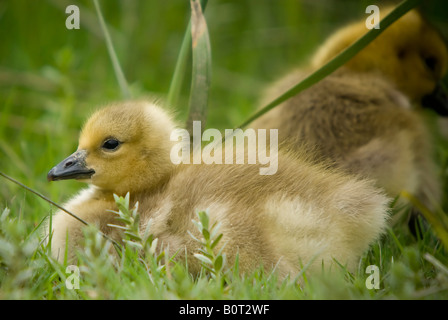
(0, 171, 89, 227)
(0, 171, 122, 252)
(167, 0, 208, 109)
(93, 0, 131, 99)
(401, 191, 448, 249)
(166, 26, 192, 109)
(424, 253, 448, 278)
(185, 0, 212, 134)
(235, 0, 423, 129)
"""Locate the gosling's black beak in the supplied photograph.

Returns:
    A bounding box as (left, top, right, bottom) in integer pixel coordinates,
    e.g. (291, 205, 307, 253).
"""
(422, 82, 448, 117)
(47, 150, 95, 182)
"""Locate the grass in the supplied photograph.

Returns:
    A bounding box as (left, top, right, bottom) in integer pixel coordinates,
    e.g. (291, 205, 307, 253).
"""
(1, 0, 448, 300)
(1, 193, 447, 300)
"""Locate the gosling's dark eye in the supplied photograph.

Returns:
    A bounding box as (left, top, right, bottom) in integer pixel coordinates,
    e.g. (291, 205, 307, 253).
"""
(397, 49, 406, 60)
(102, 139, 121, 151)
(424, 56, 438, 73)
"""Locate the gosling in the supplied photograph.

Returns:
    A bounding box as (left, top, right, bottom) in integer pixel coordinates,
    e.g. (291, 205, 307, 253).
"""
(47, 101, 390, 277)
(251, 7, 447, 223)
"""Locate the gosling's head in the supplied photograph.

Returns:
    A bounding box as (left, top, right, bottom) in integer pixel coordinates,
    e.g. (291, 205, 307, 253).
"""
(48, 101, 177, 195)
(312, 7, 448, 115)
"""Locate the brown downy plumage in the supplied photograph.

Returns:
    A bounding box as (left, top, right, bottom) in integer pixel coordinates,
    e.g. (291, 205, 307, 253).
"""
(312, 7, 447, 108)
(251, 7, 448, 223)
(47, 101, 389, 277)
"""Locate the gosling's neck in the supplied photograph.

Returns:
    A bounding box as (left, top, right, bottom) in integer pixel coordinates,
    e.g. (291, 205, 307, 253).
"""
(90, 163, 176, 200)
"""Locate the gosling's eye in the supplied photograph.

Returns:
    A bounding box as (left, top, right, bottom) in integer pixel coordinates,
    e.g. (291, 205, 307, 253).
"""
(102, 139, 121, 151)
(424, 56, 438, 73)
(397, 49, 406, 60)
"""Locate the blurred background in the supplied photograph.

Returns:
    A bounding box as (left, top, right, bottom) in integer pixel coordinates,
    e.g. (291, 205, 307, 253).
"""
(0, 0, 447, 226)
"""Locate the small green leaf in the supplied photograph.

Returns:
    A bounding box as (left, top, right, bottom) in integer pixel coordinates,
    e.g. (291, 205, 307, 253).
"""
(124, 231, 142, 242)
(106, 224, 128, 231)
(124, 240, 143, 250)
(202, 228, 210, 241)
(113, 217, 132, 225)
(149, 237, 158, 255)
(112, 194, 120, 203)
(197, 249, 213, 259)
(214, 255, 223, 272)
(156, 250, 165, 263)
(142, 220, 153, 243)
(211, 233, 223, 250)
(210, 221, 222, 239)
(194, 253, 213, 265)
(1, 207, 10, 222)
(187, 230, 201, 243)
(198, 210, 209, 230)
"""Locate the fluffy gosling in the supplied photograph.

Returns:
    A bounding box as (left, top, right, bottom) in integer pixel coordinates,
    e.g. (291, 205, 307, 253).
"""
(251, 8, 447, 222)
(47, 101, 390, 277)
(312, 7, 448, 114)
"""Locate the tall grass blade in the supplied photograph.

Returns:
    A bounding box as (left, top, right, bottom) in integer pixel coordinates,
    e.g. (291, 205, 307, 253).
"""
(185, 0, 212, 135)
(93, 0, 131, 99)
(0, 170, 122, 251)
(167, 0, 209, 110)
(0, 171, 89, 227)
(234, 0, 423, 129)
